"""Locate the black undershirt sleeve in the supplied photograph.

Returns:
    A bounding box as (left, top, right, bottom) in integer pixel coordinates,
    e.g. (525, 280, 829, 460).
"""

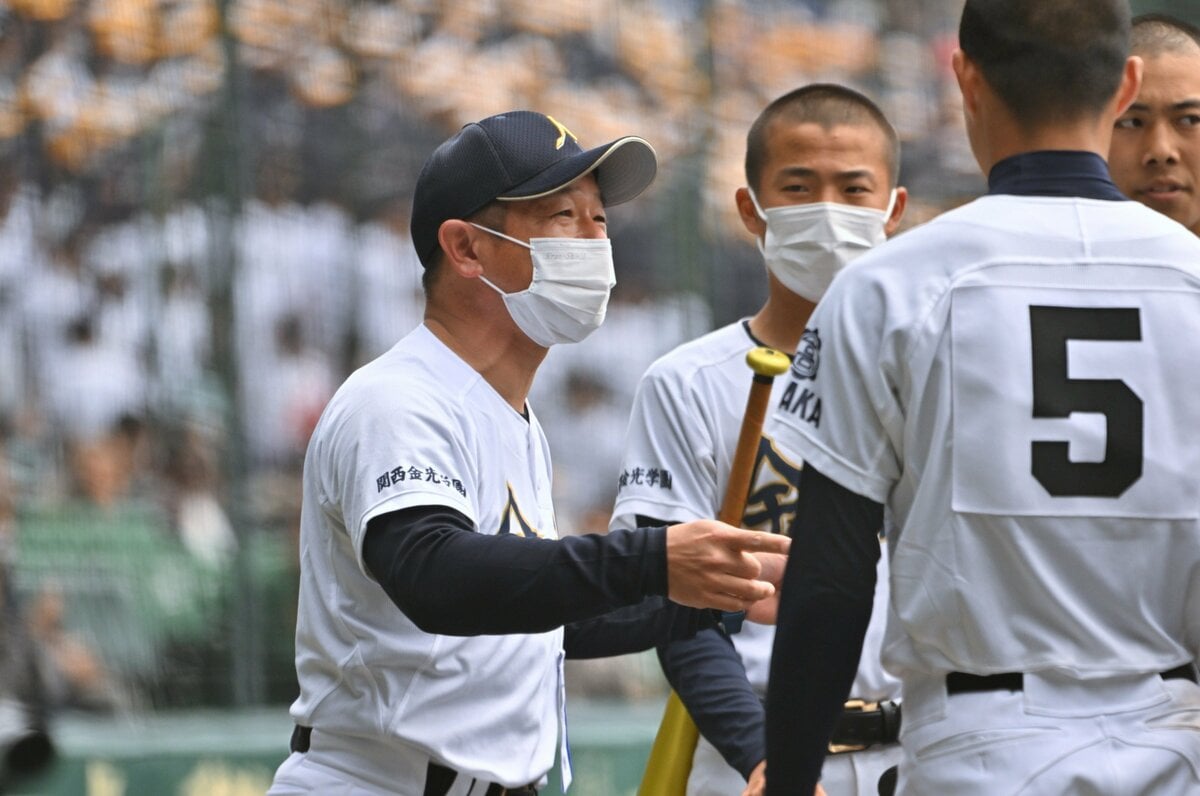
(765, 465, 882, 795)
(361, 505, 714, 646)
(639, 513, 766, 780)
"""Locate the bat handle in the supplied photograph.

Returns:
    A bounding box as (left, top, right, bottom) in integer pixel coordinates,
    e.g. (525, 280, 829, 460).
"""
(717, 347, 790, 526)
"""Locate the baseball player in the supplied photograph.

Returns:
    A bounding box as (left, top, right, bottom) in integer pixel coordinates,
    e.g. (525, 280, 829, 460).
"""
(612, 85, 907, 796)
(266, 111, 791, 796)
(1109, 12, 1200, 238)
(765, 1, 1200, 794)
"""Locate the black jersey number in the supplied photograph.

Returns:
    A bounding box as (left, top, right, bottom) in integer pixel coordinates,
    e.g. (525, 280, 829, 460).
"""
(1029, 306, 1143, 497)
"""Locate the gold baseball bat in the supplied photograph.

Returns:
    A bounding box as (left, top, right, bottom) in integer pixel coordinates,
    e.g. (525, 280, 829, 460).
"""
(638, 346, 792, 796)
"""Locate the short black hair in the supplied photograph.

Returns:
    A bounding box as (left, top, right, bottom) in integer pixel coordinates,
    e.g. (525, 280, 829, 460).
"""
(744, 83, 900, 193)
(960, 0, 1131, 128)
(1131, 12, 1200, 55)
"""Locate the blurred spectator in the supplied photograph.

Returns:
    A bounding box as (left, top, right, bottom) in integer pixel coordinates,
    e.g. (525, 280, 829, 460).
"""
(0, 173, 37, 424)
(541, 367, 629, 533)
(0, 436, 55, 789)
(243, 312, 336, 471)
(85, 213, 155, 357)
(21, 219, 92, 419)
(163, 422, 236, 568)
(45, 315, 145, 451)
(60, 412, 147, 510)
(154, 263, 213, 413)
(25, 581, 126, 714)
(351, 198, 425, 364)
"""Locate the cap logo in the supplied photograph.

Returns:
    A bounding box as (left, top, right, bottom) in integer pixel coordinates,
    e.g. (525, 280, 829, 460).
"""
(544, 115, 578, 150)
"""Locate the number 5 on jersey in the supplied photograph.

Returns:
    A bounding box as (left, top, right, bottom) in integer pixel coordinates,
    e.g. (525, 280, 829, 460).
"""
(951, 284, 1200, 519)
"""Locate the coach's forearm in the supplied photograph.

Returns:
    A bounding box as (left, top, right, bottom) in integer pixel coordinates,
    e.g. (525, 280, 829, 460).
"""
(362, 505, 669, 636)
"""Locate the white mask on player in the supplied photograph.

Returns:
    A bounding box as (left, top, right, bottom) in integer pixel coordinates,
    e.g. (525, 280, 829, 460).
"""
(470, 223, 616, 347)
(749, 188, 896, 302)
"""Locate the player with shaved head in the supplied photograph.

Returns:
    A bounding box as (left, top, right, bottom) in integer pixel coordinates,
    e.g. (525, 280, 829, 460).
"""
(615, 83, 907, 796)
(766, 1, 1200, 793)
(1110, 13, 1200, 236)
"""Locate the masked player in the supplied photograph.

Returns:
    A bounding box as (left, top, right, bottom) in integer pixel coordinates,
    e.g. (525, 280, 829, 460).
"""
(612, 85, 907, 796)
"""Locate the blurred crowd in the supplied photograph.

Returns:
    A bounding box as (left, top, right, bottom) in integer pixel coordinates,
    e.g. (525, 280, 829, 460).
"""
(0, 0, 995, 720)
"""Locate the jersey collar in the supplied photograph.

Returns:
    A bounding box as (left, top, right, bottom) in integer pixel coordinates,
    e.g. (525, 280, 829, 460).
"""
(987, 151, 1127, 201)
(741, 319, 795, 361)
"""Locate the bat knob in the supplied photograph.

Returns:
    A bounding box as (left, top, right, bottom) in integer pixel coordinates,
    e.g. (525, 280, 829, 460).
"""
(746, 346, 790, 378)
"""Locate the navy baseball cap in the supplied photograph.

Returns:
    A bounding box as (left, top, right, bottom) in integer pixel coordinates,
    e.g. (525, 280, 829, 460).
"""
(410, 111, 658, 268)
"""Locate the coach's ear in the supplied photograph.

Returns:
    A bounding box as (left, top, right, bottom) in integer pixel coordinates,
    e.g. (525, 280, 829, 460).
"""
(437, 220, 487, 279)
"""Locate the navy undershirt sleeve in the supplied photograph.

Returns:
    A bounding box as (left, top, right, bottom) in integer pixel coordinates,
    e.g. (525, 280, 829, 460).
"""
(564, 595, 718, 659)
(362, 506, 715, 648)
(659, 626, 765, 779)
(765, 465, 882, 795)
(639, 513, 767, 780)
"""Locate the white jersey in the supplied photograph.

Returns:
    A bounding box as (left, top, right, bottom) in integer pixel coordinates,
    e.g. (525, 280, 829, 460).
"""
(611, 321, 898, 700)
(772, 195, 1200, 680)
(288, 323, 564, 787)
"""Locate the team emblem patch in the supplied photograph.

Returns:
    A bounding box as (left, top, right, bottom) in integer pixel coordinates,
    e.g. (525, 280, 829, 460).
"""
(544, 115, 578, 150)
(792, 329, 821, 380)
(497, 484, 542, 538)
(743, 437, 801, 536)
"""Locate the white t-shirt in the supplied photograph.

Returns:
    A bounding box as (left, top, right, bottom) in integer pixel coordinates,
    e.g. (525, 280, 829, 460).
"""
(612, 321, 898, 700)
(289, 324, 565, 786)
(772, 195, 1200, 680)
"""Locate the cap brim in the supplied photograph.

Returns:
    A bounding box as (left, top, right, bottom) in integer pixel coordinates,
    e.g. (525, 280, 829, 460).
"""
(497, 136, 658, 207)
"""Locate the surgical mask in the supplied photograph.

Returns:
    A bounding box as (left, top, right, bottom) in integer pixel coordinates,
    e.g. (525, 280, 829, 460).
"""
(470, 223, 616, 347)
(749, 188, 896, 302)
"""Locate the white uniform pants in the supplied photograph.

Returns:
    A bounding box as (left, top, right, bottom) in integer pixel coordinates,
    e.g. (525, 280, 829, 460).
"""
(266, 727, 511, 796)
(686, 732, 903, 796)
(897, 671, 1200, 795)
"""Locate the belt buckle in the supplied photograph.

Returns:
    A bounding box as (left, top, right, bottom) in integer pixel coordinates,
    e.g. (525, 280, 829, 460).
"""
(827, 699, 876, 755)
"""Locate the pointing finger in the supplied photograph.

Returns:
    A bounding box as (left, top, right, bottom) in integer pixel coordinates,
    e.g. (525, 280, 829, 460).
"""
(724, 529, 791, 555)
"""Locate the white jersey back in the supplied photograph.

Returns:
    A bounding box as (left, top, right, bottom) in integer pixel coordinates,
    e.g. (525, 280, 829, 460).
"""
(611, 321, 898, 700)
(772, 196, 1200, 679)
(289, 324, 564, 785)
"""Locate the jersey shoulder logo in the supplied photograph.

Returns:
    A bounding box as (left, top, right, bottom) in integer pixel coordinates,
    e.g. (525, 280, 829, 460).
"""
(792, 328, 821, 380)
(496, 484, 543, 538)
(375, 464, 466, 497)
(617, 466, 673, 492)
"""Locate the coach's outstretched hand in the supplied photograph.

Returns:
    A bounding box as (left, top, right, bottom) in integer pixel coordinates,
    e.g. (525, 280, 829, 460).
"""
(665, 520, 791, 613)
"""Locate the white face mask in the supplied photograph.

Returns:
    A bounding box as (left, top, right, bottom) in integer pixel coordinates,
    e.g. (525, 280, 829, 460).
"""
(749, 188, 896, 302)
(470, 223, 616, 347)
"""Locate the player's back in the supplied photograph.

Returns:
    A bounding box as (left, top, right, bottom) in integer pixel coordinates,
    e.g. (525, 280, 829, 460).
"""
(841, 195, 1200, 678)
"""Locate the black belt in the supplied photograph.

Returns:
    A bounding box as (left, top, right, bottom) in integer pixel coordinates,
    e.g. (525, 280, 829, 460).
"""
(289, 727, 537, 795)
(946, 664, 1199, 695)
(828, 699, 902, 751)
(290, 725, 311, 753)
(425, 761, 537, 796)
